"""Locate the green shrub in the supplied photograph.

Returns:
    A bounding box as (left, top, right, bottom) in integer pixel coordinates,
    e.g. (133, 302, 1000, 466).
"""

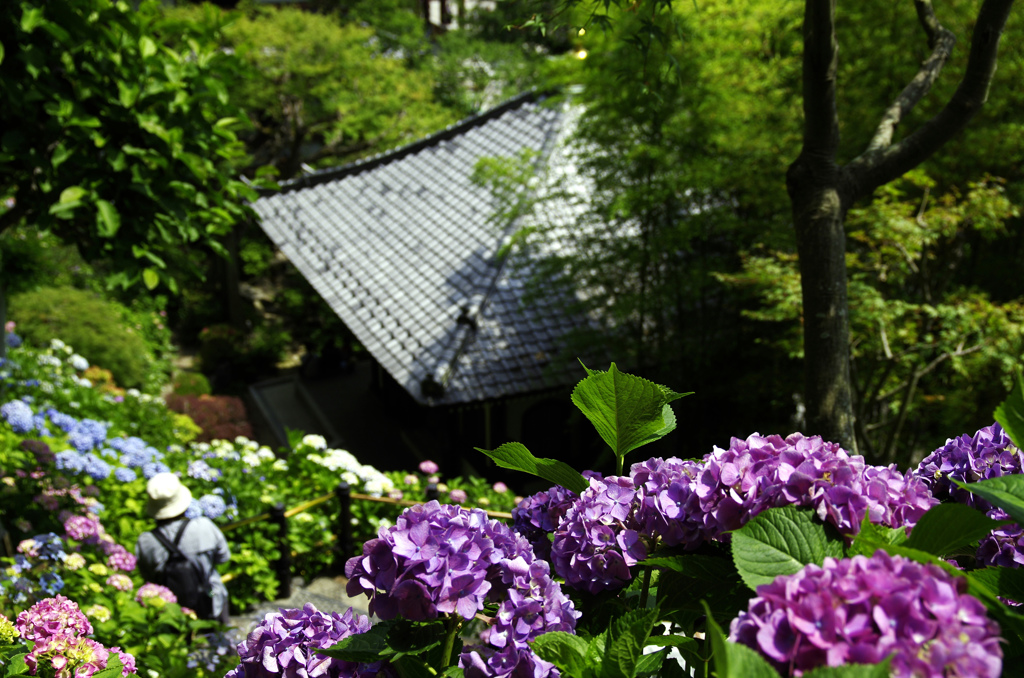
(172, 370, 212, 396)
(9, 286, 159, 390)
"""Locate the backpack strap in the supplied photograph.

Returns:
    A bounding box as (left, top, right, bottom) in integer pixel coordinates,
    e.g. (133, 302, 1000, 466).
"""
(151, 520, 210, 592)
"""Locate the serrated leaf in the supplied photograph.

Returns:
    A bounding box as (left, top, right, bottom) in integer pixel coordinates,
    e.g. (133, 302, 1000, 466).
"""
(571, 362, 692, 463)
(634, 648, 667, 676)
(640, 554, 735, 581)
(995, 380, 1024, 449)
(3, 652, 30, 676)
(95, 199, 121, 237)
(476, 442, 588, 494)
(656, 569, 751, 635)
(530, 632, 590, 677)
(802, 659, 892, 677)
(904, 503, 1010, 557)
(142, 268, 160, 290)
(731, 506, 843, 590)
(319, 622, 390, 662)
(644, 635, 700, 650)
(90, 654, 125, 678)
(139, 36, 157, 58)
(953, 476, 1024, 526)
(601, 608, 659, 678)
(393, 655, 435, 678)
(847, 514, 908, 557)
(703, 602, 780, 678)
(970, 567, 1024, 605)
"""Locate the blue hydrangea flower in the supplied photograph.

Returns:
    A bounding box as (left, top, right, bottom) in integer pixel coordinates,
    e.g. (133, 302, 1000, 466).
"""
(55, 451, 86, 474)
(199, 494, 227, 520)
(188, 460, 222, 483)
(82, 454, 112, 481)
(142, 461, 171, 479)
(88, 502, 104, 515)
(114, 467, 138, 483)
(2, 400, 35, 434)
(67, 429, 95, 453)
(33, 533, 67, 561)
(47, 410, 79, 434)
(185, 499, 203, 519)
(5, 332, 22, 348)
(39, 572, 65, 595)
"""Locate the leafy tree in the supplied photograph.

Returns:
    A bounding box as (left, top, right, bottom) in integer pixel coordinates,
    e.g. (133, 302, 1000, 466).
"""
(164, 5, 458, 179)
(0, 0, 260, 355)
(517, 0, 1020, 453)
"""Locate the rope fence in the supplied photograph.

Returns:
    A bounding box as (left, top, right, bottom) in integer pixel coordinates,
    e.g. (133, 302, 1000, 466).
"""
(217, 482, 514, 598)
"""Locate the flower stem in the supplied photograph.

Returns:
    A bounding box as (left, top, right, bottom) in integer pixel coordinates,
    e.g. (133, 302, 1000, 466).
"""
(640, 567, 653, 608)
(440, 614, 462, 671)
(616, 455, 623, 476)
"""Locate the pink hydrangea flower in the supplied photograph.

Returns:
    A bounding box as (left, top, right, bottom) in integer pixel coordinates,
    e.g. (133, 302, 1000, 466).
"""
(135, 583, 177, 605)
(16, 595, 92, 641)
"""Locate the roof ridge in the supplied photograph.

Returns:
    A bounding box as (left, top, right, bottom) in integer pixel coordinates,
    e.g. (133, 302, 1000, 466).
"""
(261, 89, 559, 197)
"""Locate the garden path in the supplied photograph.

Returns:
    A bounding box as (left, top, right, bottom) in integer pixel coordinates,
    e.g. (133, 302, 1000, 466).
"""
(228, 575, 372, 636)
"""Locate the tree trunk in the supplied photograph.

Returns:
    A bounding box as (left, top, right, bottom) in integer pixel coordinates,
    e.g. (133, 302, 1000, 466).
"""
(787, 157, 856, 450)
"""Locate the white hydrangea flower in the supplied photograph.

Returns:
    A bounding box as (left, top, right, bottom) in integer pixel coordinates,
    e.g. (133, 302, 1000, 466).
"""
(69, 354, 89, 371)
(301, 434, 327, 450)
(235, 435, 253, 446)
(257, 447, 275, 460)
(242, 453, 262, 467)
(341, 471, 359, 485)
(272, 459, 288, 471)
(126, 388, 141, 397)
(50, 339, 66, 350)
(37, 355, 61, 368)
(40, 382, 54, 394)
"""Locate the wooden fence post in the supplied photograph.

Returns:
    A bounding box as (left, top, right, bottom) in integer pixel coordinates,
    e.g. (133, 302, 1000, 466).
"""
(270, 502, 291, 600)
(334, 481, 353, 571)
(425, 482, 439, 502)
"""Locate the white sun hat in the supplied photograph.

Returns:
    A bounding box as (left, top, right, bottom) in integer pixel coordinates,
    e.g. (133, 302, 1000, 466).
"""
(146, 472, 193, 520)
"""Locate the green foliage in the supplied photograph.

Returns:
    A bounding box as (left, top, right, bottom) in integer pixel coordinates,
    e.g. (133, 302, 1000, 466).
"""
(729, 506, 844, 590)
(953, 475, 1024, 527)
(903, 503, 1011, 558)
(571, 362, 691, 473)
(476, 442, 588, 494)
(10, 286, 161, 390)
(0, 0, 260, 293)
(172, 371, 212, 397)
(163, 5, 456, 179)
(703, 602, 781, 678)
(995, 379, 1024, 449)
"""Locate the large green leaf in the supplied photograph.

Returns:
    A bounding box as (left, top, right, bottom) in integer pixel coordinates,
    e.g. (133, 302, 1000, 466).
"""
(953, 476, 1024, 526)
(904, 503, 1010, 557)
(530, 632, 591, 678)
(969, 567, 1024, 605)
(703, 602, 780, 678)
(95, 199, 121, 237)
(656, 568, 752, 634)
(995, 380, 1024, 449)
(640, 553, 735, 582)
(802, 660, 892, 677)
(731, 506, 843, 590)
(476, 442, 588, 494)
(571, 362, 692, 464)
(847, 514, 908, 557)
(600, 608, 659, 678)
(320, 622, 391, 662)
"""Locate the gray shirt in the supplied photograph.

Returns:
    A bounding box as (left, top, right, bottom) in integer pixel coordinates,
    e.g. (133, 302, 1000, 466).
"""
(136, 517, 231, 618)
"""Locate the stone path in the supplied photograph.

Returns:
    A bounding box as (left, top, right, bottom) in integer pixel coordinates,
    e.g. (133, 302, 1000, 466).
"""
(228, 575, 372, 638)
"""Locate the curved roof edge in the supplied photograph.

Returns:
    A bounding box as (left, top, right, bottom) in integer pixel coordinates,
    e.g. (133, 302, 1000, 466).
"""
(258, 88, 562, 198)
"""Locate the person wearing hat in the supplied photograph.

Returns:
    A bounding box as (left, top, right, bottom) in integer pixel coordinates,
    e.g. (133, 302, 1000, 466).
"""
(135, 473, 231, 623)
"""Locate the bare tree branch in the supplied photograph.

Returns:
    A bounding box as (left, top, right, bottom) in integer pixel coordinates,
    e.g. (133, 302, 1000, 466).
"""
(861, 1, 956, 155)
(847, 0, 1015, 197)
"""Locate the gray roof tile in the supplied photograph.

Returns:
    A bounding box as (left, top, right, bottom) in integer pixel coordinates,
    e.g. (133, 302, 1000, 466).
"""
(252, 92, 598, 405)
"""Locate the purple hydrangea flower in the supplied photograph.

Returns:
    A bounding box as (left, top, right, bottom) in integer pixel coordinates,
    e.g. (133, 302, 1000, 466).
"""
(136, 583, 177, 605)
(346, 501, 578, 678)
(699, 433, 936, 539)
(913, 423, 1020, 511)
(142, 461, 171, 479)
(512, 485, 578, 561)
(106, 544, 137, 572)
(631, 457, 710, 549)
(729, 551, 1002, 677)
(449, 489, 468, 504)
(419, 460, 439, 474)
(226, 604, 390, 678)
(64, 515, 101, 542)
(550, 476, 646, 594)
(2, 400, 35, 433)
(15, 594, 93, 640)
